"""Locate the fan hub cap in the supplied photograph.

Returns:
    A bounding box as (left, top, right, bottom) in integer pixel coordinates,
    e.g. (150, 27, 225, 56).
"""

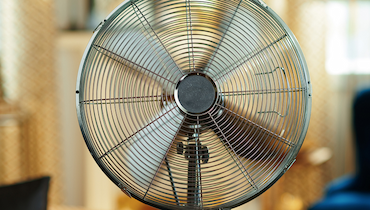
(175, 73, 217, 114)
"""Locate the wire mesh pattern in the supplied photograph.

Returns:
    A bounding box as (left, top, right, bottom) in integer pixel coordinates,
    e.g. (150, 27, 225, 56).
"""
(76, 0, 311, 209)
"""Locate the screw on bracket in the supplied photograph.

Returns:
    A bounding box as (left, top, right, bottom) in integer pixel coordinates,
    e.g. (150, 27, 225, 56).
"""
(177, 141, 184, 155)
(256, 0, 268, 8)
(284, 159, 296, 172)
(118, 183, 132, 198)
(93, 19, 106, 33)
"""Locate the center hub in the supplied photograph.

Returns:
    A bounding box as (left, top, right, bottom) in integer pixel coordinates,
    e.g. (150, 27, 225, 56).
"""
(175, 73, 217, 114)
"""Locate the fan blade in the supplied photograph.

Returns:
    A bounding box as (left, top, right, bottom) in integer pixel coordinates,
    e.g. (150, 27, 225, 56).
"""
(202, 1, 288, 80)
(152, 0, 230, 72)
(124, 103, 185, 193)
(209, 99, 294, 161)
(92, 29, 183, 93)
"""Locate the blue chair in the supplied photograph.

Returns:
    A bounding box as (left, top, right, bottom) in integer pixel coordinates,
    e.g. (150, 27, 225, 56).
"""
(309, 89, 370, 210)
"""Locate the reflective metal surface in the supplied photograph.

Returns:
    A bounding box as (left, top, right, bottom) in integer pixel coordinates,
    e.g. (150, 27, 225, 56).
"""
(76, 0, 311, 209)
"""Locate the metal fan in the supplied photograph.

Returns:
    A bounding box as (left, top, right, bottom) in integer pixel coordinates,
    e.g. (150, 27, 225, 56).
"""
(76, 0, 311, 209)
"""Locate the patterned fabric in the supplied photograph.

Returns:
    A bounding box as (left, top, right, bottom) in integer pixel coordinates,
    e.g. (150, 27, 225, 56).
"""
(0, 0, 62, 205)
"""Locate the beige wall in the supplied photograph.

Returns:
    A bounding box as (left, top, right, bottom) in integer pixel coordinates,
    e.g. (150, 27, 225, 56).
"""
(56, 32, 121, 208)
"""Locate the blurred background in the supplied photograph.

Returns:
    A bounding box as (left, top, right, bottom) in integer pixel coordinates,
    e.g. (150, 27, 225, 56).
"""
(0, 0, 370, 210)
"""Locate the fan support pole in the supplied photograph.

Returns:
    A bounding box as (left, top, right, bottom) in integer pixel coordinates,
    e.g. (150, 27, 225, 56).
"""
(186, 142, 201, 206)
(178, 131, 209, 207)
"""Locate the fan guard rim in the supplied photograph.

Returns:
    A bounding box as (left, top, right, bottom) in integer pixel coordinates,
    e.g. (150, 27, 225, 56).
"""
(75, 0, 312, 209)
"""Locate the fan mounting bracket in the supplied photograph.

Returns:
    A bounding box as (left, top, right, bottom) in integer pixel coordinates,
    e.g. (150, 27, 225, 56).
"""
(118, 183, 132, 198)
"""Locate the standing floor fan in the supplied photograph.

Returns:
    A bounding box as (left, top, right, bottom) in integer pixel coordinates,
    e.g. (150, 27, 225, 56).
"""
(76, 0, 312, 209)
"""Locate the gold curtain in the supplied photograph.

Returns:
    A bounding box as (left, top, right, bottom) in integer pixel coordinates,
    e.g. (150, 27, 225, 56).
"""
(0, 0, 62, 206)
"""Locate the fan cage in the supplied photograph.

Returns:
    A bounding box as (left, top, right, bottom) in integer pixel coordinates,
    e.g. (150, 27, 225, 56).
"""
(76, 0, 311, 209)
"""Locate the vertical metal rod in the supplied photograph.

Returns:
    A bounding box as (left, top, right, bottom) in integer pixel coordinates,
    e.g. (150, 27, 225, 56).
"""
(143, 117, 185, 199)
(196, 116, 203, 207)
(165, 157, 180, 205)
(187, 143, 197, 206)
(194, 131, 201, 206)
(187, 125, 201, 207)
